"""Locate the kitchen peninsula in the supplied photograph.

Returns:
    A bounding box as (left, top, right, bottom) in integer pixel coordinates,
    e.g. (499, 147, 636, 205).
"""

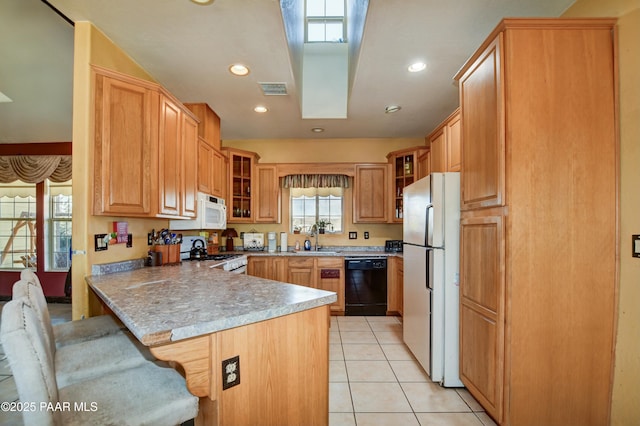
(87, 262, 336, 426)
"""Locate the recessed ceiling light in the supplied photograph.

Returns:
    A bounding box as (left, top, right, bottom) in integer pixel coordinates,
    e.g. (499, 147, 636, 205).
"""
(408, 62, 427, 73)
(254, 106, 268, 113)
(385, 105, 402, 114)
(190, 0, 214, 4)
(229, 64, 250, 76)
(311, 127, 325, 133)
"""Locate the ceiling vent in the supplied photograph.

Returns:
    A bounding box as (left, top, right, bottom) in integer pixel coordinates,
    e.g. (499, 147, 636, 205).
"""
(259, 82, 288, 96)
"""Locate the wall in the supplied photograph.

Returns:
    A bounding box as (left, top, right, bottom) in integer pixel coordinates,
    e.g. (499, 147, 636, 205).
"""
(71, 23, 171, 320)
(562, 1, 640, 425)
(223, 138, 424, 248)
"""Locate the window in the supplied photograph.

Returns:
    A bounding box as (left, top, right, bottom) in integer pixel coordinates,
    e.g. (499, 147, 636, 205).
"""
(305, 0, 346, 43)
(46, 181, 72, 271)
(291, 187, 343, 233)
(0, 182, 36, 269)
(0, 179, 72, 271)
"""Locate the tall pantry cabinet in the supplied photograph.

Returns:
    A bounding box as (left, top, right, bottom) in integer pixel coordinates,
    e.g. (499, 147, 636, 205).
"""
(454, 19, 618, 425)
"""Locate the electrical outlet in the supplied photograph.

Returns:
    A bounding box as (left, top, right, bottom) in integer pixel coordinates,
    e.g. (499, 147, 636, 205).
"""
(148, 233, 153, 245)
(222, 356, 240, 390)
(364, 231, 369, 239)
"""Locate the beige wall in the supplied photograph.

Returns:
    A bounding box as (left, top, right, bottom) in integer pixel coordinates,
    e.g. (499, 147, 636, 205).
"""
(223, 138, 424, 247)
(71, 23, 171, 320)
(562, 1, 640, 425)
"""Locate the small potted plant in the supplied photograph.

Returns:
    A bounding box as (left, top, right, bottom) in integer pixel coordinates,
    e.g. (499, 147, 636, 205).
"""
(293, 225, 302, 234)
(315, 219, 331, 234)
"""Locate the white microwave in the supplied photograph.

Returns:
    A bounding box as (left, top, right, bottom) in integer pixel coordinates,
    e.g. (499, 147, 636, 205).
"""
(169, 193, 227, 230)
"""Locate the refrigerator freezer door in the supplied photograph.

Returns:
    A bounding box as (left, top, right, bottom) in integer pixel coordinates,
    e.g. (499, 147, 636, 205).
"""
(403, 176, 430, 246)
(403, 244, 431, 376)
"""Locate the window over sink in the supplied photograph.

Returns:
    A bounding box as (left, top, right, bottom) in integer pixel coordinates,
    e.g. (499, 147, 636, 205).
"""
(290, 187, 343, 234)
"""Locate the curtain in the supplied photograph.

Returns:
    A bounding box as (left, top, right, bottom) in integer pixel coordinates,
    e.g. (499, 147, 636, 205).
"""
(0, 156, 72, 183)
(281, 174, 349, 189)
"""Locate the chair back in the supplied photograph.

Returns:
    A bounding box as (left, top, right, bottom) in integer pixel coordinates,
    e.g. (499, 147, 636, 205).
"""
(1, 298, 60, 426)
(12, 279, 56, 356)
(21, 268, 42, 288)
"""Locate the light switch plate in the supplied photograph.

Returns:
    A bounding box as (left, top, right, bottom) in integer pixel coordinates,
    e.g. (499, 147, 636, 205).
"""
(349, 232, 357, 239)
(633, 235, 640, 258)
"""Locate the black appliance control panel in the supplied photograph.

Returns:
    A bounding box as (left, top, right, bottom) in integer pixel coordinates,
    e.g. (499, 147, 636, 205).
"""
(384, 240, 403, 253)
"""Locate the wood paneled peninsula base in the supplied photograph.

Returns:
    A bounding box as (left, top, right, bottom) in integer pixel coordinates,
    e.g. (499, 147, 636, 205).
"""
(87, 262, 336, 426)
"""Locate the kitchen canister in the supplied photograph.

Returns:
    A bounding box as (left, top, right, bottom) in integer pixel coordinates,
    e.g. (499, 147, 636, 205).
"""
(267, 232, 277, 253)
(280, 232, 288, 252)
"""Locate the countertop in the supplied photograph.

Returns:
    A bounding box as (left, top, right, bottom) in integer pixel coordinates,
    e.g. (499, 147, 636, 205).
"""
(231, 250, 403, 258)
(86, 261, 337, 346)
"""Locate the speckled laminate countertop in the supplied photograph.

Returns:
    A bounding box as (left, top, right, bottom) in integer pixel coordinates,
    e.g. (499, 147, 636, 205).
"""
(237, 250, 403, 258)
(86, 261, 337, 346)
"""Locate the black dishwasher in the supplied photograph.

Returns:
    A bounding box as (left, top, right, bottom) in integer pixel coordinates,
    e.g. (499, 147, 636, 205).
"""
(345, 257, 387, 316)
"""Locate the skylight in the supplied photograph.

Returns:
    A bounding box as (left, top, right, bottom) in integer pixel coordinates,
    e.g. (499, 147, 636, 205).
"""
(305, 0, 346, 43)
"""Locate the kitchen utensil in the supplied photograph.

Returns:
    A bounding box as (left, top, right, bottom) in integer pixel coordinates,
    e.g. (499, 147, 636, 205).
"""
(190, 239, 208, 259)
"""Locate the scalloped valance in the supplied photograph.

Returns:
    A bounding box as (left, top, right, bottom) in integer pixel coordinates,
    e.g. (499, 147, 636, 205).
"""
(0, 156, 72, 183)
(280, 174, 349, 189)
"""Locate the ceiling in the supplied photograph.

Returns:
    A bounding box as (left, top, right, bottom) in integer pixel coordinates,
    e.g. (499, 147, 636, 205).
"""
(0, 0, 574, 143)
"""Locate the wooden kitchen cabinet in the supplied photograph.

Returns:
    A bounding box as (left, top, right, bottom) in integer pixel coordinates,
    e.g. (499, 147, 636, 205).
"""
(187, 103, 227, 199)
(353, 164, 390, 223)
(287, 257, 316, 288)
(93, 68, 158, 216)
(316, 258, 345, 314)
(248, 256, 287, 282)
(197, 139, 227, 199)
(427, 108, 460, 174)
(387, 256, 403, 315)
(223, 148, 259, 223)
(158, 94, 198, 218)
(255, 164, 280, 223)
(459, 212, 504, 420)
(386, 147, 428, 222)
(184, 103, 221, 150)
(417, 150, 431, 180)
(455, 19, 617, 425)
(92, 65, 197, 219)
(211, 147, 227, 199)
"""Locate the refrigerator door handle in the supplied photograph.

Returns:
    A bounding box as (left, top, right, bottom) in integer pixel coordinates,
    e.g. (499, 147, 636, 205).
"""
(426, 203, 434, 247)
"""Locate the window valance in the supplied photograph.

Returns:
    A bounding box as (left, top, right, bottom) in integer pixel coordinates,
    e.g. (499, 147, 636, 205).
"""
(0, 156, 72, 183)
(281, 174, 349, 189)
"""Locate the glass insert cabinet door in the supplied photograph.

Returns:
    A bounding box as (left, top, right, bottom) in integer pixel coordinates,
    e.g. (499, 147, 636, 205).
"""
(393, 154, 415, 220)
(230, 153, 253, 220)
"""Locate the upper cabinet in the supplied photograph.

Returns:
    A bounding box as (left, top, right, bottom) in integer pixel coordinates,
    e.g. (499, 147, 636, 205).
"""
(386, 147, 427, 223)
(93, 68, 158, 216)
(353, 164, 390, 223)
(92, 66, 198, 219)
(223, 148, 259, 223)
(186, 103, 227, 199)
(427, 108, 461, 174)
(255, 164, 280, 223)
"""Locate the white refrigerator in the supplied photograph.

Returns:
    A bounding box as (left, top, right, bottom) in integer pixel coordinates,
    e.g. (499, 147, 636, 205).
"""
(403, 172, 462, 387)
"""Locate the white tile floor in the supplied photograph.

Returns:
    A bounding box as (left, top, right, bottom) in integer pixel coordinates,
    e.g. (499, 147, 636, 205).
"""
(0, 303, 497, 426)
(329, 315, 496, 426)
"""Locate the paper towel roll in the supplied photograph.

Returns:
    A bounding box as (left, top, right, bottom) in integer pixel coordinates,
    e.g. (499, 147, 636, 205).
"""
(280, 232, 288, 252)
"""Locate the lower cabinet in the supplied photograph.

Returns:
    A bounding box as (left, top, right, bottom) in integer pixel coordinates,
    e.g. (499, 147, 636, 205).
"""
(247, 256, 286, 282)
(248, 256, 345, 314)
(316, 258, 345, 315)
(387, 256, 403, 315)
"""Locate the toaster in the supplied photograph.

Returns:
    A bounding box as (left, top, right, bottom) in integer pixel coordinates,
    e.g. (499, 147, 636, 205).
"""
(243, 232, 264, 251)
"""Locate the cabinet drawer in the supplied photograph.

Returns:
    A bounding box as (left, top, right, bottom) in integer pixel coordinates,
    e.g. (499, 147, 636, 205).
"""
(288, 257, 315, 268)
(317, 258, 343, 269)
